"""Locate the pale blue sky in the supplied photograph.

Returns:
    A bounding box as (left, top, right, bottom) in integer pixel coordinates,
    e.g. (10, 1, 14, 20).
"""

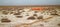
(0, 0, 60, 6)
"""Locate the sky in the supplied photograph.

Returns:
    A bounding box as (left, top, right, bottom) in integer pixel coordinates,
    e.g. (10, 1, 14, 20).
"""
(0, 0, 60, 6)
